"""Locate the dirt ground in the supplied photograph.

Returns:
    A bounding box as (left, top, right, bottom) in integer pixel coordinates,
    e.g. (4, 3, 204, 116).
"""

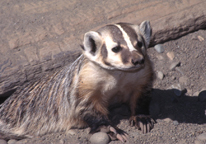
(4, 29, 205, 144)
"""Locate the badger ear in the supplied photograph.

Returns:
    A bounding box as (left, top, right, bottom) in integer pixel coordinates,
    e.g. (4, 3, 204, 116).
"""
(139, 21, 152, 48)
(83, 31, 102, 56)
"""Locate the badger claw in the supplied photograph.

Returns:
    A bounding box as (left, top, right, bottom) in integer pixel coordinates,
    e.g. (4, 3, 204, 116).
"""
(129, 115, 155, 134)
(95, 125, 128, 142)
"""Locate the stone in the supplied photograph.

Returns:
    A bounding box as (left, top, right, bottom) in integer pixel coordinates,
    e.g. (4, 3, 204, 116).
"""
(167, 51, 175, 60)
(157, 71, 164, 80)
(179, 76, 188, 86)
(163, 118, 172, 123)
(0, 139, 7, 144)
(8, 139, 17, 144)
(169, 83, 186, 97)
(89, 132, 110, 144)
(169, 61, 180, 70)
(154, 44, 164, 53)
(197, 132, 206, 141)
(198, 90, 206, 102)
(173, 120, 179, 126)
(197, 35, 204, 41)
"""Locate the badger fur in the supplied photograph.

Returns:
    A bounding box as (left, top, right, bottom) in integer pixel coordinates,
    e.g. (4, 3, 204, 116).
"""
(0, 21, 154, 142)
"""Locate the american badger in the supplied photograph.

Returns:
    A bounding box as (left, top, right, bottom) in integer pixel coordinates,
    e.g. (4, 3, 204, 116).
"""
(0, 21, 154, 142)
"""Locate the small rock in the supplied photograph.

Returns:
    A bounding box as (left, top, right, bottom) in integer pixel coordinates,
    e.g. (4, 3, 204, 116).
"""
(169, 84, 186, 96)
(197, 132, 206, 141)
(197, 35, 204, 41)
(198, 90, 206, 102)
(193, 91, 199, 96)
(174, 89, 182, 97)
(8, 139, 17, 144)
(154, 44, 164, 53)
(171, 76, 176, 80)
(0, 139, 7, 144)
(173, 120, 179, 126)
(167, 51, 175, 60)
(67, 129, 76, 135)
(175, 67, 184, 75)
(169, 61, 180, 70)
(163, 118, 172, 123)
(90, 132, 110, 144)
(157, 71, 164, 80)
(179, 76, 188, 86)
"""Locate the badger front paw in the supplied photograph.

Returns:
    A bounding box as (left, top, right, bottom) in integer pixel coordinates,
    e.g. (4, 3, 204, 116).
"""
(129, 115, 155, 134)
(90, 125, 128, 143)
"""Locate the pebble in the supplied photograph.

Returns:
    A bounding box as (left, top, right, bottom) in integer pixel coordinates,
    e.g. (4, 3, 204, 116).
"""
(179, 76, 188, 86)
(8, 139, 17, 144)
(169, 61, 180, 70)
(197, 35, 204, 41)
(197, 132, 206, 141)
(154, 44, 164, 53)
(0, 139, 7, 144)
(157, 71, 164, 80)
(167, 51, 175, 60)
(173, 120, 179, 126)
(89, 132, 110, 144)
(198, 90, 206, 102)
(163, 118, 172, 123)
(170, 83, 186, 96)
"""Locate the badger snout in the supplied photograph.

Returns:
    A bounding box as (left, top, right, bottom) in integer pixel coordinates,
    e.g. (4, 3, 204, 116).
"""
(131, 51, 144, 65)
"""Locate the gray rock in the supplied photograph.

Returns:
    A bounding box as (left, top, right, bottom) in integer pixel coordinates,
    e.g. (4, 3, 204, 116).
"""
(8, 139, 17, 144)
(163, 118, 172, 123)
(173, 120, 179, 126)
(90, 132, 110, 144)
(197, 132, 206, 141)
(174, 89, 182, 97)
(169, 61, 180, 70)
(154, 44, 164, 53)
(179, 76, 188, 86)
(198, 90, 206, 102)
(157, 71, 164, 80)
(0, 139, 7, 144)
(169, 83, 186, 96)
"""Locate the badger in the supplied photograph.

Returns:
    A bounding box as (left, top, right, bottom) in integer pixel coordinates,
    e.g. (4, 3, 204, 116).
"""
(0, 21, 154, 142)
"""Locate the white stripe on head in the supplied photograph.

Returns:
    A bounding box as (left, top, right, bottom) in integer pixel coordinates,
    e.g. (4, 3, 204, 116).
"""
(114, 24, 136, 52)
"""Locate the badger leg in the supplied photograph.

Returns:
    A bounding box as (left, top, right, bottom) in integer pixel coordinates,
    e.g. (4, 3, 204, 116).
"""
(82, 109, 128, 142)
(129, 90, 155, 134)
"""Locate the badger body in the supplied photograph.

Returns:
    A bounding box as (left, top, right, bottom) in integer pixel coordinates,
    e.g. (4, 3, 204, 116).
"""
(0, 21, 154, 141)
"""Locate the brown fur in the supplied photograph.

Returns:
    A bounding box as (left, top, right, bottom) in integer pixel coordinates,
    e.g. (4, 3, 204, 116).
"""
(0, 21, 154, 141)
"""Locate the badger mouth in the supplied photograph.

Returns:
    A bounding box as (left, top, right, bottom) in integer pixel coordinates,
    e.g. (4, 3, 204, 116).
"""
(117, 64, 145, 72)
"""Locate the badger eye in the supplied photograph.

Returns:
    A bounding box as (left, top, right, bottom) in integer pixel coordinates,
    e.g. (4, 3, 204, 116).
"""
(112, 46, 122, 53)
(137, 41, 143, 48)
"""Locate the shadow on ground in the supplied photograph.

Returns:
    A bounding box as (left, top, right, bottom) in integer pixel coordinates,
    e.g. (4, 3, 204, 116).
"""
(109, 89, 206, 126)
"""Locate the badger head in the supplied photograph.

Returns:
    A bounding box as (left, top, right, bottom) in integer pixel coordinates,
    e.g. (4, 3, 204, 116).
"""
(81, 21, 152, 71)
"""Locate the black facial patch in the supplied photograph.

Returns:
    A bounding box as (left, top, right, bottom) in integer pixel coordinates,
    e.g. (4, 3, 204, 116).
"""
(101, 43, 108, 59)
(121, 48, 131, 64)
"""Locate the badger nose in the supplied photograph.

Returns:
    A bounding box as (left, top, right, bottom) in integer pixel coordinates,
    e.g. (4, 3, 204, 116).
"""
(131, 51, 144, 65)
(132, 57, 144, 65)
